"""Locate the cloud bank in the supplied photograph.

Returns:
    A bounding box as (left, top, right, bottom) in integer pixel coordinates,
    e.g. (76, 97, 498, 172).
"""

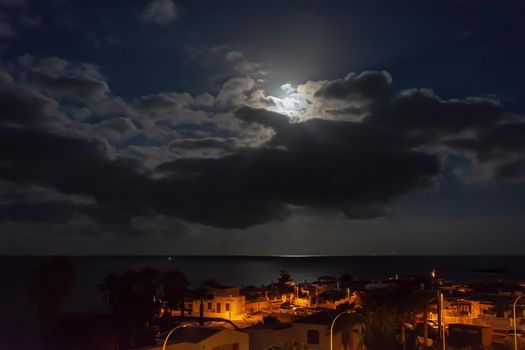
(0, 51, 523, 238)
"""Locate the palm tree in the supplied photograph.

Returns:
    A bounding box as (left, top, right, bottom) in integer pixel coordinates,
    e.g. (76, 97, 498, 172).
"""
(277, 270, 292, 293)
(193, 286, 212, 325)
(361, 289, 414, 350)
(98, 271, 134, 321)
(97, 268, 162, 348)
(338, 310, 365, 350)
(362, 287, 433, 350)
(339, 273, 353, 289)
(413, 290, 438, 349)
(135, 268, 162, 326)
(161, 270, 189, 317)
(97, 272, 125, 316)
(28, 256, 75, 349)
(97, 270, 136, 349)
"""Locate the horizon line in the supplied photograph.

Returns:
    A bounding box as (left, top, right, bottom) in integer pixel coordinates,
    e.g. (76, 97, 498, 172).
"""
(2, 253, 525, 257)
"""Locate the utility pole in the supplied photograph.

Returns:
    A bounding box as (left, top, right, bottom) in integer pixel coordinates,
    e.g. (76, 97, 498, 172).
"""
(440, 292, 446, 350)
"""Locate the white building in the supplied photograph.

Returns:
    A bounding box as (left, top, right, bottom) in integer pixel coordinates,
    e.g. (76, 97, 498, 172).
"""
(139, 327, 249, 350)
(189, 286, 246, 320)
(247, 310, 366, 350)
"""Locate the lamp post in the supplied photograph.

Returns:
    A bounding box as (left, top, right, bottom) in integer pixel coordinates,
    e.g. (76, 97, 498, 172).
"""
(330, 310, 352, 350)
(162, 322, 192, 350)
(440, 292, 446, 350)
(513, 295, 524, 350)
(427, 293, 453, 350)
(228, 293, 232, 320)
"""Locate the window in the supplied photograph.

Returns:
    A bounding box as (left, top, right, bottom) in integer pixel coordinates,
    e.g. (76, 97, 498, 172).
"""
(307, 330, 319, 344)
(458, 303, 471, 314)
(208, 302, 212, 310)
(217, 303, 221, 313)
(226, 303, 230, 311)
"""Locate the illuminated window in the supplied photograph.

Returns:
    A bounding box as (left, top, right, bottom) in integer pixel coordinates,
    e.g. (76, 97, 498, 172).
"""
(307, 330, 319, 344)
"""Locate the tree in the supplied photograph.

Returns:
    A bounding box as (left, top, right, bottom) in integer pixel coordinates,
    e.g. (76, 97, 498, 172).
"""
(361, 288, 419, 350)
(28, 256, 75, 349)
(97, 268, 162, 349)
(193, 286, 212, 325)
(338, 311, 364, 350)
(161, 270, 189, 317)
(277, 270, 292, 293)
(339, 273, 353, 289)
(135, 268, 162, 327)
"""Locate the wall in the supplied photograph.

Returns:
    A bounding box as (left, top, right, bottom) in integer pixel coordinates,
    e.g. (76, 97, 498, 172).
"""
(191, 295, 246, 320)
(143, 330, 248, 350)
(203, 329, 249, 350)
(245, 299, 271, 313)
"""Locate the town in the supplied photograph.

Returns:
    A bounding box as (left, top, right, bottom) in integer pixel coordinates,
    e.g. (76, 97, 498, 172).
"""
(31, 260, 525, 350)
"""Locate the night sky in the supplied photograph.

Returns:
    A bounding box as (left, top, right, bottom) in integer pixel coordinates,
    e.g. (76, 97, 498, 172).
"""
(1, 0, 524, 255)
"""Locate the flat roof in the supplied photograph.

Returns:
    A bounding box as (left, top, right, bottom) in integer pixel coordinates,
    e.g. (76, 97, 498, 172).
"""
(165, 327, 223, 344)
(294, 310, 339, 325)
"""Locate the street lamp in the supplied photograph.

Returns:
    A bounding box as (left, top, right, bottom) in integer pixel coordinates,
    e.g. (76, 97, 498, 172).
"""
(162, 322, 192, 350)
(439, 293, 447, 350)
(330, 310, 353, 350)
(513, 295, 524, 350)
(427, 293, 453, 350)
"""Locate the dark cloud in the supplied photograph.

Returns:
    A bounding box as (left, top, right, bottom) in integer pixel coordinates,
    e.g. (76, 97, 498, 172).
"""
(132, 92, 210, 126)
(18, 14, 41, 28)
(314, 70, 393, 102)
(142, 0, 178, 25)
(216, 77, 255, 107)
(168, 137, 240, 158)
(0, 200, 84, 223)
(0, 101, 441, 230)
(306, 71, 505, 140)
(0, 126, 150, 223)
(364, 90, 504, 140)
(169, 138, 238, 151)
(92, 117, 139, 143)
(0, 84, 59, 127)
(447, 122, 525, 160)
(0, 124, 170, 235)
(0, 14, 15, 38)
(307, 72, 524, 182)
(133, 93, 189, 111)
(18, 55, 110, 102)
(0, 0, 26, 6)
(496, 159, 525, 180)
(235, 106, 291, 131)
(31, 73, 109, 102)
(236, 106, 415, 152)
(154, 107, 440, 227)
(0, 56, 523, 235)
(446, 122, 525, 181)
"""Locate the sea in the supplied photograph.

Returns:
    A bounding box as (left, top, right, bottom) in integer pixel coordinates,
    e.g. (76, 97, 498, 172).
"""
(1, 255, 525, 349)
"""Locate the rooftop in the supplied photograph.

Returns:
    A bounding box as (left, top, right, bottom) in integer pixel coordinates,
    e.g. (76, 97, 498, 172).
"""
(163, 327, 223, 344)
(294, 310, 346, 326)
(462, 294, 519, 305)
